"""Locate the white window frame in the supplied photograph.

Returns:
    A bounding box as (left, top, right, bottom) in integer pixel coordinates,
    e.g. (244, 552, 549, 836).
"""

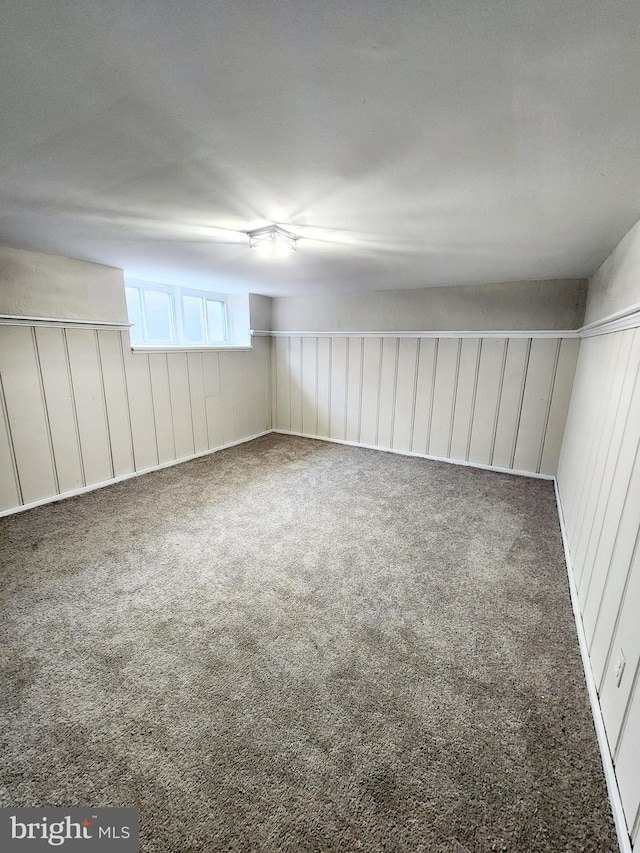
(179, 287, 230, 346)
(124, 280, 238, 350)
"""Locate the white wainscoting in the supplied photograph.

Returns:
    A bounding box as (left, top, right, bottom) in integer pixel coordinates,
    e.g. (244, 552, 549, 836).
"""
(0, 326, 271, 514)
(557, 325, 640, 846)
(271, 334, 579, 476)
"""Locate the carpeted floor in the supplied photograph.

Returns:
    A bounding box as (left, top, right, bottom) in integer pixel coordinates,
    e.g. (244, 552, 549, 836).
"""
(0, 434, 617, 852)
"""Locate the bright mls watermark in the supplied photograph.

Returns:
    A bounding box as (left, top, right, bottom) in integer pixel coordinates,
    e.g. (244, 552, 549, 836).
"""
(1, 809, 138, 851)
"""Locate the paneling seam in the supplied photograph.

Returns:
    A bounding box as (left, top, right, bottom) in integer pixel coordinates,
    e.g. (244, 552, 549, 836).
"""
(147, 354, 161, 466)
(0, 371, 23, 505)
(583, 334, 640, 614)
(466, 339, 482, 461)
(447, 338, 462, 458)
(489, 339, 509, 466)
(408, 338, 420, 453)
(576, 335, 623, 560)
(613, 638, 640, 760)
(510, 338, 531, 470)
(389, 338, 400, 448)
(581, 332, 638, 604)
(343, 338, 349, 440)
(117, 332, 135, 471)
(374, 338, 383, 446)
(357, 338, 364, 443)
(95, 330, 115, 480)
(63, 328, 87, 485)
(425, 339, 439, 455)
(536, 338, 561, 474)
(589, 437, 640, 667)
(32, 327, 60, 494)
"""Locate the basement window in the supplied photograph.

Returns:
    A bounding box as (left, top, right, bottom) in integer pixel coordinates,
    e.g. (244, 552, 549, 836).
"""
(124, 280, 250, 350)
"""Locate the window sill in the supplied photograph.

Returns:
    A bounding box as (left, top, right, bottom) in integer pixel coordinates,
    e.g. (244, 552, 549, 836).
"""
(131, 344, 252, 353)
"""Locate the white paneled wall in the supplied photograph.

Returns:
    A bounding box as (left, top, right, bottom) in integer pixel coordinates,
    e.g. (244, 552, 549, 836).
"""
(0, 326, 271, 514)
(272, 334, 579, 476)
(557, 326, 640, 845)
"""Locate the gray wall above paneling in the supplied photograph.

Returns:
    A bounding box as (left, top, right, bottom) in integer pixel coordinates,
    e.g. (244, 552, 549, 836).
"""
(587, 219, 640, 325)
(271, 280, 588, 332)
(0, 245, 127, 323)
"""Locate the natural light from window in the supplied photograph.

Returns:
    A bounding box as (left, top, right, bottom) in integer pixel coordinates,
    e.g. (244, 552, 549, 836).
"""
(124, 280, 244, 348)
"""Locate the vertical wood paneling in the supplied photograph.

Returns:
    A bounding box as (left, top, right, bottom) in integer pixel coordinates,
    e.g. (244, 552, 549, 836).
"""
(612, 681, 640, 835)
(97, 330, 134, 476)
(449, 339, 480, 462)
(393, 338, 418, 452)
(360, 338, 382, 446)
(329, 336, 348, 441)
(556, 325, 640, 840)
(429, 338, 458, 457)
(575, 334, 631, 582)
(257, 336, 272, 434)
(289, 337, 303, 435)
(491, 339, 530, 470)
(148, 354, 176, 464)
(566, 334, 616, 545)
(35, 327, 84, 492)
(301, 337, 318, 436)
(0, 328, 272, 513)
(272, 334, 577, 479)
(217, 352, 237, 445)
(468, 339, 506, 466)
(588, 439, 640, 683)
(512, 338, 558, 473)
(317, 337, 331, 437)
(412, 339, 437, 455)
(65, 329, 113, 484)
(167, 353, 195, 458)
(539, 338, 580, 476)
(599, 540, 640, 750)
(187, 353, 208, 453)
(0, 326, 57, 502)
(274, 336, 291, 432)
(346, 338, 363, 443)
(579, 333, 640, 611)
(0, 388, 20, 510)
(235, 351, 252, 439)
(121, 338, 158, 472)
(377, 338, 398, 449)
(203, 352, 224, 449)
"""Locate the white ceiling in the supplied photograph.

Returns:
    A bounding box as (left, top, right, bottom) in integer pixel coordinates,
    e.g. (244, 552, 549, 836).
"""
(1, 0, 639, 297)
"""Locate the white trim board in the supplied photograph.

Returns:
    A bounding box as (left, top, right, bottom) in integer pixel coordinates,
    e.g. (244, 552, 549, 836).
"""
(0, 430, 271, 518)
(0, 314, 130, 331)
(553, 478, 632, 853)
(271, 429, 554, 480)
(253, 303, 640, 340)
(254, 329, 579, 339)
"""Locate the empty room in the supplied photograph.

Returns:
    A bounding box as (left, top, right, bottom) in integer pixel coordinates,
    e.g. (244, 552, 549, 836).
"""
(1, 1, 639, 851)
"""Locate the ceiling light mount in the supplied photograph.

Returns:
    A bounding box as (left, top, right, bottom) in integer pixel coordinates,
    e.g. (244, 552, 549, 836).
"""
(246, 224, 300, 254)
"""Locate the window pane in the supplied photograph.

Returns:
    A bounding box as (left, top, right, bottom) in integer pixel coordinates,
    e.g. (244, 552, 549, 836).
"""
(142, 289, 173, 342)
(206, 300, 226, 342)
(183, 295, 205, 344)
(125, 286, 144, 343)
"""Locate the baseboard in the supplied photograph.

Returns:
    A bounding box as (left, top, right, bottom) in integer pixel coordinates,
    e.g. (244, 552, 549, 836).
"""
(553, 478, 632, 853)
(271, 429, 555, 480)
(0, 430, 272, 518)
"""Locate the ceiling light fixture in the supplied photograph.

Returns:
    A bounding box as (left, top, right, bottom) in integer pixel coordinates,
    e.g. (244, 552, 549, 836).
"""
(246, 224, 299, 255)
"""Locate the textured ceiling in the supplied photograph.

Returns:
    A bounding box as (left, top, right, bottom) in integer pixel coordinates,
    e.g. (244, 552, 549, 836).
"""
(1, 0, 639, 296)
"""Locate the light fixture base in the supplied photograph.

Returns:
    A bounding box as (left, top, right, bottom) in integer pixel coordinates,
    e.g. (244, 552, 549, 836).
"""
(246, 224, 299, 253)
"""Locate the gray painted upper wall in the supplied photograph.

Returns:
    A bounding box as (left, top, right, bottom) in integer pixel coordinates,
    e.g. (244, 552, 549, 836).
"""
(0, 245, 127, 323)
(248, 294, 272, 331)
(270, 280, 588, 332)
(586, 218, 640, 325)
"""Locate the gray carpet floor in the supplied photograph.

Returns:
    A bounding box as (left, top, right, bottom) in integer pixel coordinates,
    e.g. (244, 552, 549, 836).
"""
(0, 434, 617, 852)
